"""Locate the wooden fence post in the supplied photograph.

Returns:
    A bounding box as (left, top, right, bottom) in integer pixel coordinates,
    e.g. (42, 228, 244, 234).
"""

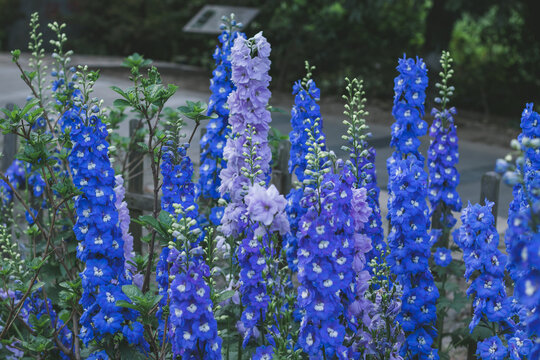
(278, 141, 291, 194)
(271, 141, 292, 194)
(2, 134, 17, 172)
(128, 119, 144, 253)
(479, 171, 501, 226)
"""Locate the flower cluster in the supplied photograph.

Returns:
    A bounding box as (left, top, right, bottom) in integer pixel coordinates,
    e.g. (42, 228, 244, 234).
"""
(219, 32, 273, 234)
(427, 106, 461, 227)
(389, 55, 428, 162)
(218, 32, 294, 350)
(497, 103, 540, 358)
(156, 142, 199, 323)
(0, 159, 46, 226)
(288, 75, 325, 182)
(357, 147, 386, 266)
(387, 158, 439, 359)
(341, 77, 385, 266)
(297, 163, 371, 358)
(199, 19, 244, 201)
(427, 51, 461, 229)
(285, 70, 326, 272)
(166, 204, 222, 359)
(113, 175, 140, 287)
(238, 182, 289, 343)
(65, 108, 137, 344)
(51, 65, 79, 109)
(387, 55, 438, 359)
(456, 201, 520, 359)
(160, 143, 198, 217)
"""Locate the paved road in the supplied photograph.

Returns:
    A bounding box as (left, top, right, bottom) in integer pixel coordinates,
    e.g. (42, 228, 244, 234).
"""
(0, 54, 514, 231)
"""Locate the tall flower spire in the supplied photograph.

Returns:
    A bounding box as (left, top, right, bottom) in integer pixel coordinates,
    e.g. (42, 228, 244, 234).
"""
(219, 33, 290, 353)
(284, 62, 325, 272)
(296, 118, 372, 358)
(456, 201, 520, 360)
(199, 15, 244, 203)
(64, 107, 138, 344)
(219, 31, 273, 234)
(496, 103, 540, 358)
(341, 77, 385, 265)
(428, 50, 462, 229)
(386, 55, 439, 359)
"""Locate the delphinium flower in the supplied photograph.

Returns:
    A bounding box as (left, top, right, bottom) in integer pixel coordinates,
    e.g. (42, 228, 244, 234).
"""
(48, 20, 79, 110)
(288, 62, 325, 183)
(219, 32, 273, 237)
(341, 77, 385, 266)
(155, 109, 200, 336)
(426, 51, 466, 354)
(427, 50, 461, 230)
(284, 62, 325, 271)
(455, 201, 513, 359)
(113, 175, 140, 287)
(219, 31, 273, 213)
(495, 103, 539, 357)
(386, 55, 439, 359)
(227, 126, 290, 347)
(199, 14, 244, 204)
(387, 157, 439, 359)
(219, 32, 294, 354)
(433, 247, 452, 267)
(166, 204, 222, 359)
(64, 107, 139, 345)
(0, 159, 46, 227)
(86, 350, 109, 360)
(388, 55, 429, 166)
(252, 345, 274, 360)
(218, 32, 274, 345)
(296, 120, 371, 358)
(156, 140, 198, 295)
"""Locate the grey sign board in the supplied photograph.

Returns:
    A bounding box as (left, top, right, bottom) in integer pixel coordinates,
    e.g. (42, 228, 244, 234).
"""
(183, 5, 259, 34)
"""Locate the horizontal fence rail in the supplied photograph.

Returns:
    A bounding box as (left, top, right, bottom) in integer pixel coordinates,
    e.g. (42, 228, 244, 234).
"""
(0, 110, 502, 238)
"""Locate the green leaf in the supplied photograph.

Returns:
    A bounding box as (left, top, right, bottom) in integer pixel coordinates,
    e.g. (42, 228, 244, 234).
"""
(214, 290, 235, 304)
(113, 98, 131, 108)
(122, 284, 143, 300)
(116, 300, 140, 311)
(122, 53, 152, 69)
(110, 86, 129, 100)
(134, 214, 160, 230)
(158, 210, 173, 226)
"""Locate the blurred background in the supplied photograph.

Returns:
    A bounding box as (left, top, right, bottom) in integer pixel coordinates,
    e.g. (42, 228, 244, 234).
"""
(1, 0, 539, 128)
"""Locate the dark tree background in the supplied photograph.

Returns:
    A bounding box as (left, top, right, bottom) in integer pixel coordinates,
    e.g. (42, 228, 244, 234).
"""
(2, 0, 539, 125)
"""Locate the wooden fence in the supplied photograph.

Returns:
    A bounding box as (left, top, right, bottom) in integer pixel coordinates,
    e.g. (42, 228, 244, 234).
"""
(0, 115, 502, 237)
